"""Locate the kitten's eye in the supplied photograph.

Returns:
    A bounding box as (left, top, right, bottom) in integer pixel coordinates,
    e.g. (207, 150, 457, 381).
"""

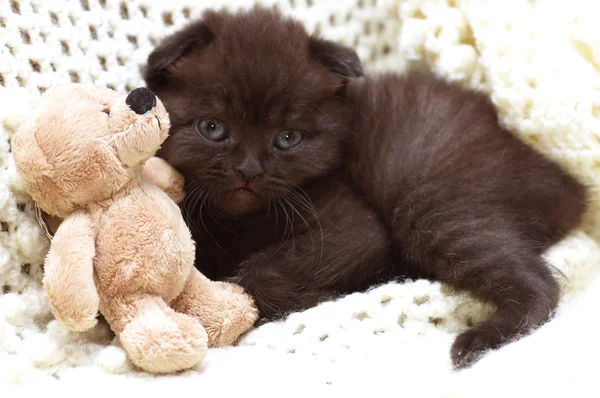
(195, 118, 229, 142)
(274, 130, 304, 150)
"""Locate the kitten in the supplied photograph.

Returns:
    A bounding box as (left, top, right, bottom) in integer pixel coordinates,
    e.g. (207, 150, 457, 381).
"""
(143, 6, 587, 368)
(344, 72, 587, 367)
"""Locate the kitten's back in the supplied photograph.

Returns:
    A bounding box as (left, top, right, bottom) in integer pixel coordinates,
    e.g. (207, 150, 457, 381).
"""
(346, 71, 586, 247)
(345, 70, 587, 368)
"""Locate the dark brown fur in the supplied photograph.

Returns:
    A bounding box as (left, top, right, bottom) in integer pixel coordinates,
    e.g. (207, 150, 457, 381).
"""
(144, 6, 587, 368)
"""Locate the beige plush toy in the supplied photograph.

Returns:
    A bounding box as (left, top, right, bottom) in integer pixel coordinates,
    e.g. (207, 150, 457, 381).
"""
(11, 84, 258, 374)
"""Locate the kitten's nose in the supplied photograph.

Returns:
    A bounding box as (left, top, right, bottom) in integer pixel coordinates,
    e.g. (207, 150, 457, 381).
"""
(235, 168, 265, 183)
(235, 161, 265, 183)
(126, 87, 157, 115)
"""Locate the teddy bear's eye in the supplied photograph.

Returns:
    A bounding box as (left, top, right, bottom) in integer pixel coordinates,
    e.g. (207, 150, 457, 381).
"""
(102, 108, 110, 115)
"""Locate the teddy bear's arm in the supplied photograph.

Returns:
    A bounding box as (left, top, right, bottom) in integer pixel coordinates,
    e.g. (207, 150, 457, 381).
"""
(44, 211, 100, 332)
(142, 157, 186, 204)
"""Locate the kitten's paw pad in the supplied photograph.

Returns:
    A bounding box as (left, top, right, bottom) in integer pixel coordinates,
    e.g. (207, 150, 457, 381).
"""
(450, 327, 502, 369)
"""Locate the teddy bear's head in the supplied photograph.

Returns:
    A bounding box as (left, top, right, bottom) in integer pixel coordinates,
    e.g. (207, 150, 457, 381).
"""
(12, 84, 170, 218)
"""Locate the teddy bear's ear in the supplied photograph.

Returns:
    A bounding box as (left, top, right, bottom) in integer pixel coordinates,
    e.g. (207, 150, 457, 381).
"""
(143, 19, 214, 89)
(11, 122, 52, 180)
(11, 122, 64, 215)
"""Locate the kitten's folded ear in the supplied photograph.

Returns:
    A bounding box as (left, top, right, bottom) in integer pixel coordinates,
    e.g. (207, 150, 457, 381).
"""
(143, 20, 214, 88)
(309, 37, 364, 78)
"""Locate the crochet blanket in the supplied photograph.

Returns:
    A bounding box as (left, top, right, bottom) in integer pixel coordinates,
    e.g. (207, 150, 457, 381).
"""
(2, 0, 600, 396)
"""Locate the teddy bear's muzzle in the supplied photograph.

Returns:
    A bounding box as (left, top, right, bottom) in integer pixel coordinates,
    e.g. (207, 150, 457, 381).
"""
(126, 87, 157, 115)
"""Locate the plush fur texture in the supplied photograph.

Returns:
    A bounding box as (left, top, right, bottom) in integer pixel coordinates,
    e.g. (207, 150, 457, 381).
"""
(11, 84, 258, 374)
(143, 6, 588, 369)
(344, 72, 588, 367)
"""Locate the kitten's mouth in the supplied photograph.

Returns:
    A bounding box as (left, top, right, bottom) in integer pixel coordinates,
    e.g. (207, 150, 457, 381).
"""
(221, 184, 264, 215)
(232, 185, 256, 194)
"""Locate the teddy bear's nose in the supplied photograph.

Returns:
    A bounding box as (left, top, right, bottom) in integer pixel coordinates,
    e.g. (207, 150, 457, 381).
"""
(126, 87, 157, 115)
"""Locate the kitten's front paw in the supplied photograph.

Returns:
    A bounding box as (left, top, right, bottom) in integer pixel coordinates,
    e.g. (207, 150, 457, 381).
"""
(451, 324, 506, 369)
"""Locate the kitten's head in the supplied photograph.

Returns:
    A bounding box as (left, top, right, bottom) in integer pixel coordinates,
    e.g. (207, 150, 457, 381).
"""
(143, 6, 363, 216)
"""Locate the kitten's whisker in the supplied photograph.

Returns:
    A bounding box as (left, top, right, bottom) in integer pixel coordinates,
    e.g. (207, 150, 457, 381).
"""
(288, 189, 324, 264)
(297, 187, 326, 262)
(272, 198, 292, 255)
(265, 194, 280, 237)
(282, 197, 297, 253)
(310, 104, 361, 138)
(206, 192, 238, 235)
(182, 181, 203, 234)
(293, 185, 352, 234)
(298, 123, 324, 149)
(280, 198, 293, 241)
(198, 189, 227, 254)
(287, 194, 317, 263)
(191, 187, 208, 235)
(265, 198, 272, 219)
(331, 94, 369, 121)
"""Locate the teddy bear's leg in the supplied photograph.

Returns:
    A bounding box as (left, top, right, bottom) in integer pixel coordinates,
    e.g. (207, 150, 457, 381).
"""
(171, 269, 259, 347)
(103, 295, 208, 373)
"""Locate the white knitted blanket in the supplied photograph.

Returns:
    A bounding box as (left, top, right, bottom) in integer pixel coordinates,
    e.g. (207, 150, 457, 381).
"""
(2, 0, 600, 396)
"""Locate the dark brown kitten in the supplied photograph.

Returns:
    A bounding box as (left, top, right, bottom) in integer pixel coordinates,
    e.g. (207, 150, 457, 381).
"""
(344, 72, 587, 367)
(144, 6, 587, 368)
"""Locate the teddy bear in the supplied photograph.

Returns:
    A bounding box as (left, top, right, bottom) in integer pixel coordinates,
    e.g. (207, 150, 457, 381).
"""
(10, 84, 258, 374)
